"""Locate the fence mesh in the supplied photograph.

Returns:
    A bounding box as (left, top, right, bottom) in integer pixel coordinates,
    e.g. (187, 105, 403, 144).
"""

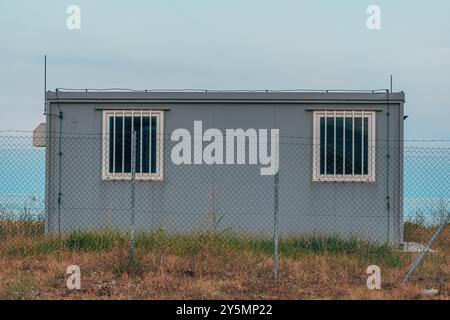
(0, 133, 448, 296)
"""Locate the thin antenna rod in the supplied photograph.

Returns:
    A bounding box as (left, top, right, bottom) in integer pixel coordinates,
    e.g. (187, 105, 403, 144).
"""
(44, 55, 47, 114)
(390, 75, 393, 93)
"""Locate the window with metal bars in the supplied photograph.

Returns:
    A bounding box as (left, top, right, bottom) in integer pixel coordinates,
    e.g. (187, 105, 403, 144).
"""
(102, 110, 164, 180)
(313, 111, 376, 182)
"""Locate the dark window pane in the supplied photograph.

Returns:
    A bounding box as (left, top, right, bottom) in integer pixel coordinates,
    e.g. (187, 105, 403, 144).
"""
(109, 117, 114, 173)
(151, 116, 157, 173)
(142, 117, 150, 173)
(364, 117, 369, 175)
(110, 114, 158, 176)
(320, 117, 325, 174)
(123, 117, 132, 173)
(335, 117, 344, 175)
(345, 118, 353, 175)
(354, 118, 362, 175)
(114, 117, 123, 173)
(133, 117, 141, 173)
(326, 117, 334, 175)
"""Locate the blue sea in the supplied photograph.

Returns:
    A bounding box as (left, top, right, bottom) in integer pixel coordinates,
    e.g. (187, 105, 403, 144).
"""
(0, 143, 45, 220)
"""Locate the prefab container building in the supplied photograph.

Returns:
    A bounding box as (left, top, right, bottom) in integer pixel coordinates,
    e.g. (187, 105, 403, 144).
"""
(41, 90, 405, 244)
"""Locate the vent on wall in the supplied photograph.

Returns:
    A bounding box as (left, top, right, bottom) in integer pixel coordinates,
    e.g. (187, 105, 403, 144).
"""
(33, 123, 46, 147)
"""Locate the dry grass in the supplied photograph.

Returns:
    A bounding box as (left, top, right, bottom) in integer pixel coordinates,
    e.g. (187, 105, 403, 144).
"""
(0, 223, 448, 300)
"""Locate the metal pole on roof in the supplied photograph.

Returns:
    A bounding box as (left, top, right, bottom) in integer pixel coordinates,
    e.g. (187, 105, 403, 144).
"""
(390, 75, 393, 93)
(44, 55, 47, 114)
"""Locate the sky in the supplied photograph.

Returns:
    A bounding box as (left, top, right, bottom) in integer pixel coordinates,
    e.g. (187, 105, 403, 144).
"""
(0, 0, 449, 140)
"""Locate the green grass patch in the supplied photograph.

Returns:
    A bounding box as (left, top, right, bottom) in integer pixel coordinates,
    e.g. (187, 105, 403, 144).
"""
(0, 230, 403, 267)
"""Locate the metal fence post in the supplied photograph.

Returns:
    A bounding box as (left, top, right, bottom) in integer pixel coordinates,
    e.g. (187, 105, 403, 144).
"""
(130, 131, 137, 261)
(273, 171, 280, 280)
(401, 212, 450, 284)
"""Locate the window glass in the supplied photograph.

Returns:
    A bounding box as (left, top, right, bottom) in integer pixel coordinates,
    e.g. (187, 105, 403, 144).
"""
(364, 117, 369, 175)
(142, 117, 150, 174)
(336, 117, 344, 175)
(344, 117, 353, 175)
(326, 117, 334, 175)
(109, 117, 114, 173)
(133, 117, 142, 173)
(315, 111, 374, 182)
(320, 117, 325, 175)
(354, 117, 362, 175)
(123, 117, 132, 173)
(151, 116, 157, 174)
(114, 116, 123, 173)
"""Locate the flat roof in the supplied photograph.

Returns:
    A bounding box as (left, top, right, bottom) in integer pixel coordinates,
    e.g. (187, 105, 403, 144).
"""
(45, 90, 405, 104)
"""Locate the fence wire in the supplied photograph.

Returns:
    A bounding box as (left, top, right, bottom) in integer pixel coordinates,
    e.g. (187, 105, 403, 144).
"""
(0, 133, 448, 292)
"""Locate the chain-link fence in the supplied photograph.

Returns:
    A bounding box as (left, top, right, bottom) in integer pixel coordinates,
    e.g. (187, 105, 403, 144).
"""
(0, 132, 448, 293)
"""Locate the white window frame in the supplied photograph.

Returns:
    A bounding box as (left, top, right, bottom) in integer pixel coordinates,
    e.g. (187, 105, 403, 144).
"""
(102, 109, 164, 181)
(312, 110, 376, 182)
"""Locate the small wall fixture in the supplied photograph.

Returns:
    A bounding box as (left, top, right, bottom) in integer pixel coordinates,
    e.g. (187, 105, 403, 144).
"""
(33, 123, 46, 147)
